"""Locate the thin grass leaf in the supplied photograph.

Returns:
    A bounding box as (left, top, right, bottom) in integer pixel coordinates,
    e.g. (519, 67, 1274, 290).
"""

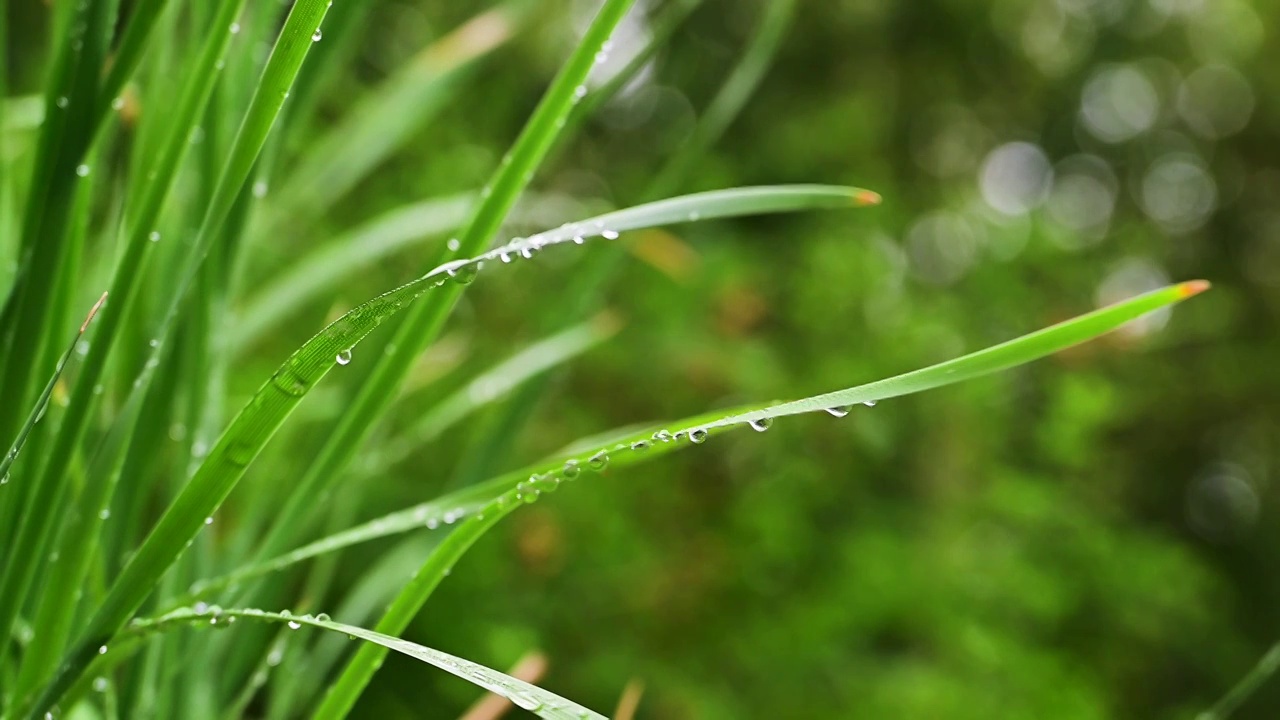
(123, 607, 606, 720)
(317, 281, 1209, 713)
(251, 0, 641, 578)
(0, 291, 105, 483)
(1197, 640, 1280, 720)
(265, 5, 518, 234)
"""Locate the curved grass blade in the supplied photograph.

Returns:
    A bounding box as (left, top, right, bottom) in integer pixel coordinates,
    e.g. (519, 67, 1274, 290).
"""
(318, 281, 1210, 713)
(124, 607, 606, 720)
(251, 0, 640, 584)
(265, 5, 518, 234)
(0, 291, 105, 483)
(30, 182, 865, 716)
(1197, 640, 1280, 720)
(237, 193, 471, 346)
(378, 314, 620, 470)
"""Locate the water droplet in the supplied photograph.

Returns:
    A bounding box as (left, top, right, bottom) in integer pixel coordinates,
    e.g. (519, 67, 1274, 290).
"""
(601, 229, 619, 240)
(630, 440, 650, 451)
(447, 262, 478, 285)
(588, 451, 609, 470)
(573, 85, 587, 100)
(56, 96, 69, 109)
(749, 418, 773, 432)
(148, 230, 161, 242)
(267, 649, 283, 666)
(111, 96, 124, 111)
(825, 406, 851, 418)
(229, 21, 240, 34)
(98, 645, 108, 655)
(335, 349, 352, 365)
(98, 508, 110, 520)
(594, 50, 608, 63)
(93, 677, 109, 692)
(522, 489, 540, 504)
(689, 211, 701, 221)
(863, 400, 877, 407)
(312, 28, 322, 42)
(252, 181, 268, 198)
(75, 164, 90, 177)
(447, 237, 460, 252)
(689, 428, 709, 444)
(653, 429, 673, 443)
(315, 613, 330, 622)
(288, 620, 301, 630)
(562, 459, 580, 479)
(204, 516, 213, 525)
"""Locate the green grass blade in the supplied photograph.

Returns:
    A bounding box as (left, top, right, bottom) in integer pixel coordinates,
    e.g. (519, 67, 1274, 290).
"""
(236, 193, 471, 348)
(317, 281, 1208, 715)
(1197, 640, 1280, 720)
(251, 0, 640, 575)
(122, 608, 605, 720)
(0, 291, 104, 483)
(265, 5, 517, 234)
(378, 315, 619, 470)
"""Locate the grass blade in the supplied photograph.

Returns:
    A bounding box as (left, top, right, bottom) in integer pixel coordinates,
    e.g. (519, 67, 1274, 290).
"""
(251, 0, 641, 576)
(0, 291, 105, 483)
(264, 5, 518, 235)
(124, 607, 606, 720)
(317, 281, 1209, 714)
(1197, 641, 1280, 720)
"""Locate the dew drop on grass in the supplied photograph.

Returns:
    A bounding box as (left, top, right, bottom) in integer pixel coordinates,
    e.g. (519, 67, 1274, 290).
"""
(315, 613, 330, 622)
(229, 21, 240, 34)
(252, 181, 268, 198)
(335, 349, 352, 365)
(98, 508, 110, 520)
(601, 229, 619, 239)
(111, 96, 124, 111)
(448, 262, 478, 285)
(98, 645, 108, 655)
(863, 400, 877, 407)
(573, 85, 587, 100)
(630, 440, 650, 451)
(93, 677, 109, 692)
(75, 164, 90, 177)
(447, 238, 460, 252)
(588, 451, 609, 470)
(825, 406, 851, 418)
(749, 418, 773, 432)
(149, 231, 161, 242)
(562, 459, 580, 479)
(654, 429, 673, 443)
(312, 28, 322, 42)
(272, 366, 309, 397)
(689, 428, 708, 444)
(56, 96, 68, 109)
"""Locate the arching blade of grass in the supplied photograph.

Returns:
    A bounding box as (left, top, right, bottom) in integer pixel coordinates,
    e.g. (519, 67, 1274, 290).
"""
(264, 4, 519, 235)
(1197, 640, 1280, 720)
(378, 314, 620, 471)
(251, 0, 640, 573)
(23, 182, 871, 715)
(319, 281, 1210, 714)
(236, 190, 591, 352)
(0, 291, 105, 483)
(119, 608, 607, 720)
(456, 0, 796, 488)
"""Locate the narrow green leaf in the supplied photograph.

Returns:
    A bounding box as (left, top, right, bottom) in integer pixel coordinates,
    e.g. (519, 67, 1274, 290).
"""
(316, 281, 1208, 716)
(0, 291, 105, 483)
(124, 607, 606, 720)
(1197, 640, 1280, 720)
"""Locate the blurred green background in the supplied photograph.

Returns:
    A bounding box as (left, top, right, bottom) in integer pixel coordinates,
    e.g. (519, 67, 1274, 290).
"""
(12, 0, 1280, 717)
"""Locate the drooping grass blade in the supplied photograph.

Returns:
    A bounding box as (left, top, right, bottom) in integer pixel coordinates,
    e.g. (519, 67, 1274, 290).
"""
(122, 607, 606, 720)
(316, 281, 1208, 714)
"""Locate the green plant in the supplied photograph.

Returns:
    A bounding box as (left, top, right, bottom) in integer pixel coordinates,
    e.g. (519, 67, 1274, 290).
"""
(0, 1, 1218, 718)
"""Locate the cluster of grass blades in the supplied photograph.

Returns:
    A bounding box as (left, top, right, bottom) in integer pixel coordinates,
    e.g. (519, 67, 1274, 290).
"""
(0, 0, 1240, 718)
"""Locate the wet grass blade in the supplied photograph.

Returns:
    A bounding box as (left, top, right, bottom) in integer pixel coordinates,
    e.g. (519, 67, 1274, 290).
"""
(0, 291, 105, 482)
(315, 281, 1209, 713)
(125, 608, 606, 720)
(250, 0, 640, 576)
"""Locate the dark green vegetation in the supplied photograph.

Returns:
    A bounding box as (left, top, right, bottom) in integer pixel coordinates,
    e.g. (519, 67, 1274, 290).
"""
(0, 0, 1273, 718)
